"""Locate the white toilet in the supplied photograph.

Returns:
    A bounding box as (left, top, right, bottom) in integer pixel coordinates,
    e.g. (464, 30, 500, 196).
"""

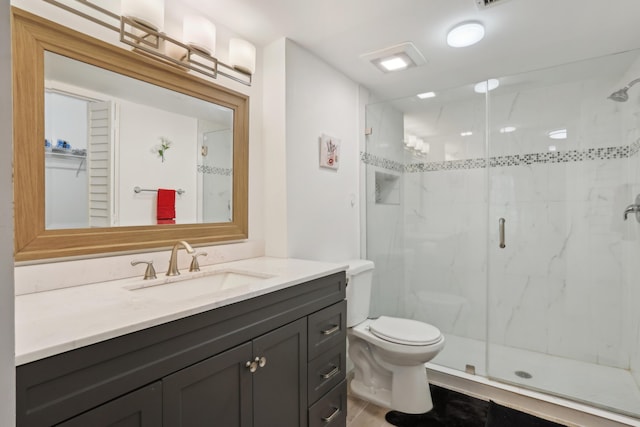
(346, 260, 445, 414)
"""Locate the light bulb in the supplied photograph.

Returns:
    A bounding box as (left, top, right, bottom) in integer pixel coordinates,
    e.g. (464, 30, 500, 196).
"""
(229, 39, 256, 74)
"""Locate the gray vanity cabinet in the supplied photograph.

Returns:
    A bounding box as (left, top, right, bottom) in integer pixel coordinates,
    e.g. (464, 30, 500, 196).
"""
(56, 382, 162, 427)
(17, 271, 346, 427)
(163, 318, 307, 427)
(163, 342, 253, 426)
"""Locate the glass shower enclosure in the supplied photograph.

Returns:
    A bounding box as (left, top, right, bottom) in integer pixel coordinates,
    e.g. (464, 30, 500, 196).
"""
(363, 48, 640, 418)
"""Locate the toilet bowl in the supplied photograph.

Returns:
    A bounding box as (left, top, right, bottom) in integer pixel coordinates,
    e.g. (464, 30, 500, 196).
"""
(346, 260, 445, 414)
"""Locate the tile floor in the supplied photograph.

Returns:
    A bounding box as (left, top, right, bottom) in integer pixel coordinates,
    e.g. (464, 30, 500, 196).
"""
(347, 393, 394, 427)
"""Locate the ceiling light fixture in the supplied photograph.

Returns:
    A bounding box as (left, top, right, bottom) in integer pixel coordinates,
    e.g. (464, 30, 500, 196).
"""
(417, 91, 436, 99)
(548, 129, 567, 139)
(474, 79, 500, 93)
(361, 42, 427, 74)
(43, 0, 254, 85)
(447, 22, 485, 48)
(461, 131, 473, 137)
(500, 126, 516, 133)
(380, 56, 409, 71)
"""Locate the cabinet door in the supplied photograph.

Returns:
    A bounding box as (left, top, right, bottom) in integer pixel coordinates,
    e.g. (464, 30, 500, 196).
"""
(56, 382, 161, 427)
(253, 317, 308, 427)
(163, 342, 253, 427)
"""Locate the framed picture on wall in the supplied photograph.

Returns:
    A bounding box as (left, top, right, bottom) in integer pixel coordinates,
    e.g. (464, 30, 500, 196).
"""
(319, 134, 340, 169)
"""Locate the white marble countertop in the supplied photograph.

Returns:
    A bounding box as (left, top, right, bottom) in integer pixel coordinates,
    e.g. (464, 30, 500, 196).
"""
(15, 257, 347, 366)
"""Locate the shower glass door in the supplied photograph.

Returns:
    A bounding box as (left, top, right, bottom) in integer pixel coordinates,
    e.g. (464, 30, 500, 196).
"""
(486, 49, 640, 417)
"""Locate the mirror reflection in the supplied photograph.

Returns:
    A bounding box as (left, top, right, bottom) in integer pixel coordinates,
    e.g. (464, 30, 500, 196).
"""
(44, 52, 233, 229)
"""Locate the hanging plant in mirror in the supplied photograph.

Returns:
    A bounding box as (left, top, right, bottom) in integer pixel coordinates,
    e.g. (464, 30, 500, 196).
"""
(154, 136, 172, 162)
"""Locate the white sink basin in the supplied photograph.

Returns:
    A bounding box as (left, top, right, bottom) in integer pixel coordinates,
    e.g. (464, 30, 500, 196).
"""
(125, 270, 274, 300)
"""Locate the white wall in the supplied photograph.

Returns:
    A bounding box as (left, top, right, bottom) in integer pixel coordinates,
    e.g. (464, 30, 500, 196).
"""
(118, 101, 198, 225)
(0, 0, 16, 424)
(283, 40, 360, 262)
(262, 39, 288, 257)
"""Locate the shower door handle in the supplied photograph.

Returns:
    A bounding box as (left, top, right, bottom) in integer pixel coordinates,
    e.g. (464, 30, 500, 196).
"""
(499, 218, 506, 249)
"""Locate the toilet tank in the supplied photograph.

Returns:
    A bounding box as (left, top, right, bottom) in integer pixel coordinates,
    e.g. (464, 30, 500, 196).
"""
(345, 260, 375, 327)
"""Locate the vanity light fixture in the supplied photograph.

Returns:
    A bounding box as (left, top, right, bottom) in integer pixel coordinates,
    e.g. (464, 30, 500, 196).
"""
(121, 0, 164, 31)
(417, 91, 436, 99)
(420, 142, 430, 155)
(183, 15, 216, 55)
(474, 78, 499, 93)
(548, 129, 567, 139)
(43, 0, 255, 86)
(404, 135, 429, 157)
(229, 38, 257, 75)
(447, 22, 485, 48)
(405, 135, 418, 148)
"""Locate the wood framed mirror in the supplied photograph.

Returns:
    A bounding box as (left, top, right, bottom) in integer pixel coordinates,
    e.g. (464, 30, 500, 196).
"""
(12, 8, 249, 262)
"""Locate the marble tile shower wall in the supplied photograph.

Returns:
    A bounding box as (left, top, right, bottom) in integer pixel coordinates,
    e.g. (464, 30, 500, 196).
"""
(362, 140, 640, 369)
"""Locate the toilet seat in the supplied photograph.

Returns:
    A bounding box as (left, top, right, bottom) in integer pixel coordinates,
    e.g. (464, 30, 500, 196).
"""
(369, 316, 442, 346)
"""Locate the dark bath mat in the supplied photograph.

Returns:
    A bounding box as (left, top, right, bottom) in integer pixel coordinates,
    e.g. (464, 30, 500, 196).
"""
(385, 384, 488, 427)
(485, 400, 566, 427)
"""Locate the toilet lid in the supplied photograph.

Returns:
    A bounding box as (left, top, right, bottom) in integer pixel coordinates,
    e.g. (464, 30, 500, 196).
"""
(369, 316, 442, 346)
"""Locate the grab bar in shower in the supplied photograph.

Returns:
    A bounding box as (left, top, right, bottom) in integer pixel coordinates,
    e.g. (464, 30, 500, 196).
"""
(499, 218, 506, 249)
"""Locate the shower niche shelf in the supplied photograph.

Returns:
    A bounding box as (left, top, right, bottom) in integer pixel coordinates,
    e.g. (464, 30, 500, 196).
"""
(375, 171, 400, 205)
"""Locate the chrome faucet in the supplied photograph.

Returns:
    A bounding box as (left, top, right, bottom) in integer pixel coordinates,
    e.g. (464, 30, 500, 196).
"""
(166, 240, 195, 276)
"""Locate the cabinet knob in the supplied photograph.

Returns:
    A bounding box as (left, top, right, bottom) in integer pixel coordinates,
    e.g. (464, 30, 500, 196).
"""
(246, 360, 258, 373)
(258, 356, 267, 368)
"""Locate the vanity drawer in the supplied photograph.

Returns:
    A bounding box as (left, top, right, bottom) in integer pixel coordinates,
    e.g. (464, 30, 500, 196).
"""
(308, 300, 346, 360)
(308, 342, 346, 405)
(308, 379, 346, 427)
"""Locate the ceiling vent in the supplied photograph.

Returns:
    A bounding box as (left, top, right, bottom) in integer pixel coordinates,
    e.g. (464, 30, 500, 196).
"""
(476, 0, 510, 8)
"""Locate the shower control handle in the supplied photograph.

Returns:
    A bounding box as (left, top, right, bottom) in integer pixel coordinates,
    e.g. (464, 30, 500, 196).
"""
(499, 218, 506, 249)
(623, 194, 640, 223)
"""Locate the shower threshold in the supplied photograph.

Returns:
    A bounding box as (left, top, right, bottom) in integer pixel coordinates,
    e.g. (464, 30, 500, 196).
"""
(429, 334, 640, 425)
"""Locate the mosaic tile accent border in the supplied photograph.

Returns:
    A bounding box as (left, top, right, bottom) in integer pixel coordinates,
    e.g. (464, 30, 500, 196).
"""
(631, 138, 640, 157)
(363, 143, 639, 174)
(197, 165, 233, 176)
(360, 152, 404, 173)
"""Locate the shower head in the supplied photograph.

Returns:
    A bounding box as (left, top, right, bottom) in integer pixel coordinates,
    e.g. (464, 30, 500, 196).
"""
(608, 88, 629, 102)
(608, 77, 640, 102)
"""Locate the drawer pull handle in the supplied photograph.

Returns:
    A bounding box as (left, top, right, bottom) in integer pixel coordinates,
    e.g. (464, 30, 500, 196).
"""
(321, 365, 340, 380)
(321, 325, 340, 336)
(321, 407, 340, 423)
